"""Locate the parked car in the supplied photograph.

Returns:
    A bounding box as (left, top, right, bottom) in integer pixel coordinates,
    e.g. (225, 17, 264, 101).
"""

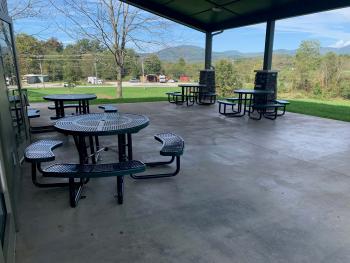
(64, 82, 76, 88)
(167, 79, 177, 83)
(129, 78, 140, 83)
(159, 75, 167, 83)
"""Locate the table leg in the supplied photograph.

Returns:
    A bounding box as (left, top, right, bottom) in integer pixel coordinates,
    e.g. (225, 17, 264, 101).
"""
(79, 101, 82, 114)
(225, 93, 245, 117)
(89, 136, 96, 164)
(127, 133, 133, 160)
(82, 100, 87, 114)
(87, 101, 90, 113)
(59, 101, 65, 117)
(116, 134, 127, 204)
(248, 94, 254, 113)
(70, 135, 88, 207)
(53, 101, 60, 119)
(176, 86, 184, 104)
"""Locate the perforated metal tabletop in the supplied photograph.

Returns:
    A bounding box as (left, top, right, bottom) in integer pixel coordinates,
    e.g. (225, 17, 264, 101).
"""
(234, 89, 274, 94)
(54, 113, 149, 136)
(178, 84, 206, 88)
(43, 94, 97, 101)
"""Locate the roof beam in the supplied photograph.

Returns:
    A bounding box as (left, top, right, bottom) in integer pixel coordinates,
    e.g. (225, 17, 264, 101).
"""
(120, 0, 209, 32)
(208, 0, 350, 31)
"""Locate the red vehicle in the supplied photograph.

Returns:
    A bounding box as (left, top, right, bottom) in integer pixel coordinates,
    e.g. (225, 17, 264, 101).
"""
(179, 75, 190, 82)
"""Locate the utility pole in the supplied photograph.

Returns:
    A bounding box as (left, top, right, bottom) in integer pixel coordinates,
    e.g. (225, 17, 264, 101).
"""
(94, 58, 98, 82)
(37, 55, 45, 88)
(141, 57, 144, 83)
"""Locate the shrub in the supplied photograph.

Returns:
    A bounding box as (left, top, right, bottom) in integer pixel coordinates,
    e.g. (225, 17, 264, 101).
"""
(215, 60, 242, 97)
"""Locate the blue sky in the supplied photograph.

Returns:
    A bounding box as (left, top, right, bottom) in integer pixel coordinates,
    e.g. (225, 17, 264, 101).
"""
(11, 4, 350, 53)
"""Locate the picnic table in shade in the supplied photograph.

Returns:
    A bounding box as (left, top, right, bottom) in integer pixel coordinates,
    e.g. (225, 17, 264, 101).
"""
(54, 112, 149, 203)
(43, 94, 97, 119)
(178, 83, 207, 105)
(227, 89, 275, 117)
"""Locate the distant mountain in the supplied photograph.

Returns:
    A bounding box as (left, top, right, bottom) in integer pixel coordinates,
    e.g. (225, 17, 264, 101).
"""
(321, 45, 350, 55)
(149, 44, 350, 63)
(156, 45, 205, 62)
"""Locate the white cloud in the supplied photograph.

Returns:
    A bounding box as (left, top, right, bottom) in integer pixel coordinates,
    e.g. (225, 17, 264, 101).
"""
(250, 7, 350, 47)
(330, 40, 350, 48)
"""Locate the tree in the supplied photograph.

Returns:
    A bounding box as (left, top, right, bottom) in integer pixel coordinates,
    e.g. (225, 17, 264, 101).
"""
(43, 38, 64, 53)
(15, 33, 43, 74)
(215, 60, 242, 97)
(62, 45, 83, 83)
(295, 40, 321, 91)
(178, 57, 186, 68)
(320, 52, 343, 95)
(144, 54, 162, 75)
(8, 0, 44, 20)
(124, 49, 142, 78)
(167, 58, 186, 79)
(73, 39, 104, 54)
(50, 0, 169, 98)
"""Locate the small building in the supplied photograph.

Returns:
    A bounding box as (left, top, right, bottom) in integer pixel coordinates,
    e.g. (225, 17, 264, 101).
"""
(179, 75, 190, 82)
(23, 74, 49, 84)
(146, 74, 158, 82)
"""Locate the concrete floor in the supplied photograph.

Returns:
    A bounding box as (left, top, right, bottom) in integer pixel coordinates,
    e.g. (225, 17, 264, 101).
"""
(16, 102, 350, 263)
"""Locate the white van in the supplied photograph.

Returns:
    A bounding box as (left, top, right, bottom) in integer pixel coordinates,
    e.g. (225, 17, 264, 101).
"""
(159, 75, 167, 83)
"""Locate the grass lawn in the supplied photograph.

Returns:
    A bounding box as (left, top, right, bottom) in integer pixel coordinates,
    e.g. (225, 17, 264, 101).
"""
(26, 86, 180, 104)
(26, 86, 350, 122)
(286, 98, 350, 122)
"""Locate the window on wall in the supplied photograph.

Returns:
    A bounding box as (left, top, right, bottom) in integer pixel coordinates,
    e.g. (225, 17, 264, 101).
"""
(0, 19, 27, 150)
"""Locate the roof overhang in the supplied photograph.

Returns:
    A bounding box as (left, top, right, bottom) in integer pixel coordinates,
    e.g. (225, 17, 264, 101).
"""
(121, 0, 350, 32)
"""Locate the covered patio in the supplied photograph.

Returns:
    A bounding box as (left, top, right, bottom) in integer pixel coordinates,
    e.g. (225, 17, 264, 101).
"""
(0, 0, 350, 262)
(17, 102, 350, 262)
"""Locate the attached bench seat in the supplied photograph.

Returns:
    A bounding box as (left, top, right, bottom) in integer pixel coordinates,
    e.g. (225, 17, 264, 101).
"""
(27, 109, 55, 133)
(156, 133, 184, 156)
(131, 132, 185, 179)
(166, 92, 181, 103)
(24, 140, 67, 188)
(48, 103, 79, 114)
(25, 140, 63, 163)
(44, 161, 145, 207)
(98, 105, 118, 113)
(217, 100, 237, 115)
(225, 97, 240, 102)
(48, 104, 79, 110)
(43, 161, 145, 178)
(27, 108, 40, 119)
(24, 139, 146, 207)
(173, 93, 185, 104)
(274, 99, 290, 105)
(249, 103, 285, 120)
(273, 99, 290, 116)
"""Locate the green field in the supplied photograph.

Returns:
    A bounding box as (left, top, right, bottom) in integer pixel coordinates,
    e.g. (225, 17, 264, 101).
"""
(26, 86, 181, 104)
(26, 86, 350, 122)
(287, 98, 350, 122)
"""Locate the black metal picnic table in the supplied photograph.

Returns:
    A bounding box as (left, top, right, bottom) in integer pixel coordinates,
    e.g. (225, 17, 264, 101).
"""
(228, 89, 274, 117)
(178, 83, 206, 105)
(54, 112, 149, 199)
(43, 94, 97, 119)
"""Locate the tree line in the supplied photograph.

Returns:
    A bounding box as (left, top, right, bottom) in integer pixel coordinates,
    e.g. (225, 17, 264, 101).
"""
(15, 34, 202, 83)
(15, 35, 350, 100)
(215, 40, 350, 99)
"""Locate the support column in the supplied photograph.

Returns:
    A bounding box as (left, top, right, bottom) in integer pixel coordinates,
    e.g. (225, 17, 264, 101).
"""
(263, 20, 275, 70)
(205, 32, 212, 69)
